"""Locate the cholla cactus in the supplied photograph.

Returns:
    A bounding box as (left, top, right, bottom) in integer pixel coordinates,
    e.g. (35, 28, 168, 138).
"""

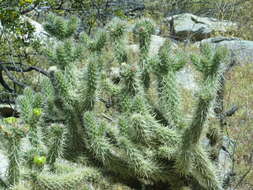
(153, 41, 187, 128)
(44, 14, 79, 40)
(0, 117, 27, 186)
(107, 17, 128, 64)
(6, 16, 230, 190)
(133, 18, 156, 90)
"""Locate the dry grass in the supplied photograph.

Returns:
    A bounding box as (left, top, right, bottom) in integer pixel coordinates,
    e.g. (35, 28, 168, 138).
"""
(224, 63, 253, 189)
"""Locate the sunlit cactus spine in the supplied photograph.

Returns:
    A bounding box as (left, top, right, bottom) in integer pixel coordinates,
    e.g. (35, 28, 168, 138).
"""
(16, 88, 43, 149)
(80, 29, 107, 53)
(83, 55, 99, 111)
(133, 18, 156, 90)
(47, 124, 65, 171)
(47, 39, 82, 70)
(33, 167, 101, 190)
(48, 70, 83, 158)
(153, 41, 187, 128)
(133, 18, 155, 58)
(107, 17, 128, 64)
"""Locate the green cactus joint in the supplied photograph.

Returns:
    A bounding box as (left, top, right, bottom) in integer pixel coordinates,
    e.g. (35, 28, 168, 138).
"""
(33, 108, 42, 117)
(33, 155, 47, 166)
(4, 117, 17, 124)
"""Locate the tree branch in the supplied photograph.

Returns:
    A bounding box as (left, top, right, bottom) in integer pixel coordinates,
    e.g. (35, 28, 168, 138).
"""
(0, 64, 26, 88)
(5, 65, 49, 76)
(21, 2, 40, 15)
(0, 61, 49, 92)
(0, 99, 15, 104)
(0, 62, 49, 76)
(0, 69, 14, 92)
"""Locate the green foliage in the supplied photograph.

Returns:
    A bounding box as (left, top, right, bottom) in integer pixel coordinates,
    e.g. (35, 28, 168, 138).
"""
(0, 2, 44, 98)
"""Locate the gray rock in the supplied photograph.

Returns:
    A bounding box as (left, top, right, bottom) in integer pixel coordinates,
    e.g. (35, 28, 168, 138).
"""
(148, 35, 167, 57)
(128, 35, 177, 56)
(23, 17, 49, 40)
(0, 138, 32, 185)
(127, 44, 139, 54)
(199, 37, 253, 64)
(218, 136, 235, 186)
(202, 135, 234, 188)
(166, 13, 237, 41)
(0, 150, 8, 180)
(176, 67, 198, 91)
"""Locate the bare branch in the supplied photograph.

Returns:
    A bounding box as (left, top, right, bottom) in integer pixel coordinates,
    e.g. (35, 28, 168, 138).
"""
(0, 61, 49, 92)
(21, 2, 40, 15)
(0, 61, 49, 76)
(225, 105, 239, 117)
(0, 69, 14, 92)
(0, 64, 27, 88)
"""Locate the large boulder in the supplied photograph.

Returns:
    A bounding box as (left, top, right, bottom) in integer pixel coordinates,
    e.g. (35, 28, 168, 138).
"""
(198, 37, 253, 64)
(0, 150, 8, 184)
(148, 35, 167, 57)
(0, 17, 49, 41)
(218, 136, 235, 188)
(23, 17, 49, 40)
(176, 66, 198, 91)
(166, 13, 237, 41)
